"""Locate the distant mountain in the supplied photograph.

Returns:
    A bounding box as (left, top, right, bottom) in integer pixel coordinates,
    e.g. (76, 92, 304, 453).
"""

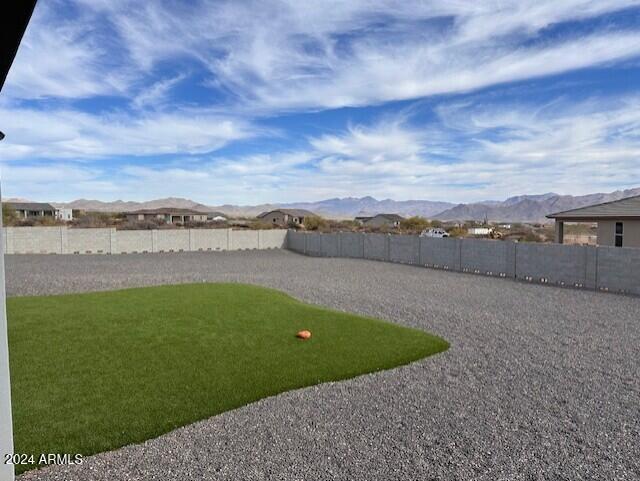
(433, 188, 640, 222)
(51, 196, 454, 219)
(280, 196, 454, 218)
(42, 187, 640, 222)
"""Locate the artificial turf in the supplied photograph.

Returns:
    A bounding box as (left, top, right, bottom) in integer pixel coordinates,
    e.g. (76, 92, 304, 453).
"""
(7, 283, 448, 473)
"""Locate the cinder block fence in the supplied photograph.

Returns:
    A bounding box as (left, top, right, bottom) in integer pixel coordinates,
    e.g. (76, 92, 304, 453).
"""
(2, 227, 287, 254)
(287, 231, 640, 296)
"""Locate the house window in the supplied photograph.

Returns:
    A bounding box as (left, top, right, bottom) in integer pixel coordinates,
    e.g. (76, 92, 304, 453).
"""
(615, 222, 623, 247)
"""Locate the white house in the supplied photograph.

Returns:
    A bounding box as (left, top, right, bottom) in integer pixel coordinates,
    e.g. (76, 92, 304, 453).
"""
(55, 208, 73, 221)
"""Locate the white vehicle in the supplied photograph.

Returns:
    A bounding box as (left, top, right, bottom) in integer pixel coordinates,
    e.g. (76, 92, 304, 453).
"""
(420, 227, 450, 238)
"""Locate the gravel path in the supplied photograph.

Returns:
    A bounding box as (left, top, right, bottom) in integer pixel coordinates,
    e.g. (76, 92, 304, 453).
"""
(8, 250, 640, 481)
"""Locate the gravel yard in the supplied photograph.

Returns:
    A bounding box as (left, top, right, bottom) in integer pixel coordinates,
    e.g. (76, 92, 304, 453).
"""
(9, 250, 640, 481)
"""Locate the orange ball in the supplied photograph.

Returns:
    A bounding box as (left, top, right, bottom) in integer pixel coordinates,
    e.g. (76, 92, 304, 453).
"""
(296, 330, 312, 340)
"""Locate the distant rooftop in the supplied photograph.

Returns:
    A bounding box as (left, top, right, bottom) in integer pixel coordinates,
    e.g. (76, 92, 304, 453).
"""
(257, 208, 316, 218)
(371, 213, 405, 221)
(127, 207, 207, 215)
(9, 202, 55, 211)
(547, 195, 640, 220)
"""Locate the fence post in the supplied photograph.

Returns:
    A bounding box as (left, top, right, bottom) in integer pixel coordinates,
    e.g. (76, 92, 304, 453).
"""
(584, 245, 597, 290)
(386, 234, 391, 261)
(60, 226, 68, 254)
(227, 228, 232, 250)
(455, 238, 462, 271)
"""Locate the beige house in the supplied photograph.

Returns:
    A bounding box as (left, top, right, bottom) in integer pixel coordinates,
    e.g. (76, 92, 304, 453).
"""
(547, 195, 640, 248)
(257, 209, 315, 226)
(126, 208, 208, 224)
(361, 213, 404, 228)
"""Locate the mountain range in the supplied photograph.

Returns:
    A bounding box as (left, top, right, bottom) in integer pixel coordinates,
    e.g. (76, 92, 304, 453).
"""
(18, 186, 639, 222)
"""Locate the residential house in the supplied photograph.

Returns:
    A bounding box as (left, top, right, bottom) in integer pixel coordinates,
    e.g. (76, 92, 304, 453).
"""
(362, 213, 404, 228)
(126, 208, 208, 224)
(257, 209, 316, 226)
(10, 202, 56, 218)
(547, 194, 640, 247)
(55, 208, 73, 221)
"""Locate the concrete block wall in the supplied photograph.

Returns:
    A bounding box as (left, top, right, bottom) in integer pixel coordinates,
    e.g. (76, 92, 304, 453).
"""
(389, 235, 420, 265)
(286, 231, 640, 296)
(460, 238, 511, 276)
(595, 247, 640, 295)
(112, 230, 153, 254)
(363, 234, 389, 260)
(230, 230, 259, 250)
(339, 232, 364, 258)
(189, 229, 228, 251)
(259, 229, 287, 249)
(3, 227, 287, 255)
(422, 237, 461, 271)
(67, 228, 112, 254)
(515, 243, 592, 288)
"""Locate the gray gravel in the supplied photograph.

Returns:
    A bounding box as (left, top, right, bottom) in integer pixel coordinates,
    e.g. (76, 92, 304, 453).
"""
(8, 250, 640, 481)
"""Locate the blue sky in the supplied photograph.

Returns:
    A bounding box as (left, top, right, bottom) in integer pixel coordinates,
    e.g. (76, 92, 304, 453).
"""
(2, 0, 640, 204)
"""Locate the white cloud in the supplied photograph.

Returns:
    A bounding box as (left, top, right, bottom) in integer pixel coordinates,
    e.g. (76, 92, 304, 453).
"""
(9, 96, 638, 205)
(0, 107, 260, 160)
(7, 0, 640, 111)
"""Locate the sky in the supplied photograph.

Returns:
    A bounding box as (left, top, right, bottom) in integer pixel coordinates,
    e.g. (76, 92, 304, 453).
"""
(2, 0, 640, 204)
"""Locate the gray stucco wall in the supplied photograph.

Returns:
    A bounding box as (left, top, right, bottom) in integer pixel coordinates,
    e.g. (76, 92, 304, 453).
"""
(389, 235, 419, 264)
(460, 238, 514, 276)
(364, 234, 389, 261)
(421, 238, 461, 270)
(304, 233, 322, 256)
(286, 231, 640, 296)
(340, 232, 364, 258)
(515, 243, 592, 287)
(596, 246, 640, 295)
(322, 234, 341, 257)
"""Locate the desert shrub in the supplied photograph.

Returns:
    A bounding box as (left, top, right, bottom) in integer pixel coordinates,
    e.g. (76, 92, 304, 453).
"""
(399, 216, 430, 233)
(2, 204, 19, 226)
(249, 221, 275, 230)
(447, 227, 467, 238)
(303, 216, 328, 231)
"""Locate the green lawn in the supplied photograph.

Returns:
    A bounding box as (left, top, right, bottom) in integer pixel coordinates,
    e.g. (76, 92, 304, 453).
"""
(8, 283, 448, 473)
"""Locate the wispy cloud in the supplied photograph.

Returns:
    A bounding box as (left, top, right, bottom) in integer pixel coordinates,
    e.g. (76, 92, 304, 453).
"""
(8, 0, 640, 110)
(9, 95, 639, 204)
(0, 107, 260, 160)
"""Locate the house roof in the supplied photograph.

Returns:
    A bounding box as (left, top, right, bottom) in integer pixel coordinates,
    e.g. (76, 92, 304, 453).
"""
(9, 202, 55, 211)
(546, 194, 640, 220)
(257, 209, 316, 218)
(368, 213, 405, 221)
(127, 208, 207, 215)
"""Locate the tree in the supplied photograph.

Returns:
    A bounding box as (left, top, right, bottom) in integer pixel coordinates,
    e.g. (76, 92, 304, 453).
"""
(2, 204, 18, 226)
(399, 216, 429, 233)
